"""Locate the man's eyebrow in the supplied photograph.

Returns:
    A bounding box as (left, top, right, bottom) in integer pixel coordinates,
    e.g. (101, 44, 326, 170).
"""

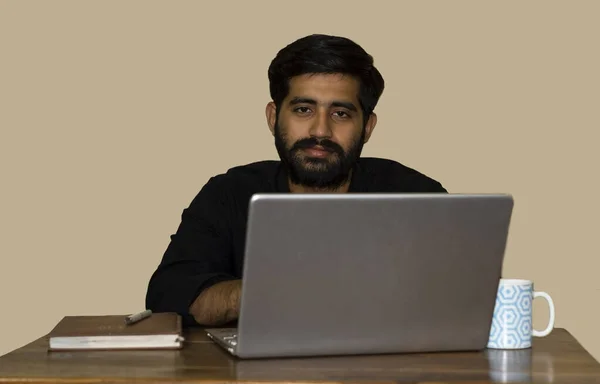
(289, 97, 317, 106)
(331, 101, 357, 112)
(289, 97, 358, 112)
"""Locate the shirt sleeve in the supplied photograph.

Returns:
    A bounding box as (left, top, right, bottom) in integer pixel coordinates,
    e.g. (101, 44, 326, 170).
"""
(145, 176, 237, 326)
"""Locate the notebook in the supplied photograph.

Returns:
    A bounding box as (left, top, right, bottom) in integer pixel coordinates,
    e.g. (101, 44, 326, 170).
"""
(47, 312, 184, 351)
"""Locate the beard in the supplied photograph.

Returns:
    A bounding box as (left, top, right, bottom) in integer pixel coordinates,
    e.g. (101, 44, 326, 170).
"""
(274, 121, 365, 190)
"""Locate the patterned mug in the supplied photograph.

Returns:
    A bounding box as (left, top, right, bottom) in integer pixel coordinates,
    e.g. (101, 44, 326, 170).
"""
(487, 278, 555, 349)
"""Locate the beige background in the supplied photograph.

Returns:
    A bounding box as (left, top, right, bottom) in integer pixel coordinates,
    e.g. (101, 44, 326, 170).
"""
(1, 0, 598, 360)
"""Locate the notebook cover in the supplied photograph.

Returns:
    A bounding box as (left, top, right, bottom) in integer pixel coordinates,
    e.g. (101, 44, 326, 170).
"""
(48, 312, 182, 340)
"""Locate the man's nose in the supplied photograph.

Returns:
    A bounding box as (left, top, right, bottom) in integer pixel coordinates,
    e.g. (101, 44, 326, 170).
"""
(309, 110, 333, 138)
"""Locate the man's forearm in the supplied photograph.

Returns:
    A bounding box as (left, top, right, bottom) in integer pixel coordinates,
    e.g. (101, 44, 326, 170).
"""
(189, 280, 242, 326)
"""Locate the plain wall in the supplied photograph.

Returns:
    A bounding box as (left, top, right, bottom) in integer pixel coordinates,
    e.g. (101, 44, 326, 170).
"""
(1, 1, 599, 360)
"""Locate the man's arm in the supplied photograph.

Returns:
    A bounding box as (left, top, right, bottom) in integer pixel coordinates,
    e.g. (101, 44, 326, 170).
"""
(189, 279, 242, 325)
(145, 176, 240, 326)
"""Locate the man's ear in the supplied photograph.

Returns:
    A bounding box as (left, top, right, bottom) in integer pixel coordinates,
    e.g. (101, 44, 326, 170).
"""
(266, 102, 277, 136)
(362, 113, 378, 144)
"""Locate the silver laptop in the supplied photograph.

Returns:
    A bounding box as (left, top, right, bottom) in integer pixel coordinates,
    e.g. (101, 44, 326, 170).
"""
(206, 193, 514, 359)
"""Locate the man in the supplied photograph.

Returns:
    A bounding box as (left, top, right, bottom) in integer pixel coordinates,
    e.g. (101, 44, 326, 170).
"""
(145, 34, 447, 327)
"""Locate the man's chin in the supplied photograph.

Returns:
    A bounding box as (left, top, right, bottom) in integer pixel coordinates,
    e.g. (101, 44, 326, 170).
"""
(303, 159, 333, 168)
(299, 160, 339, 174)
(291, 165, 344, 184)
(284, 153, 350, 188)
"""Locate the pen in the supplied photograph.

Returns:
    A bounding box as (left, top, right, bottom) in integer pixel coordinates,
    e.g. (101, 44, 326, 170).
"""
(125, 309, 152, 325)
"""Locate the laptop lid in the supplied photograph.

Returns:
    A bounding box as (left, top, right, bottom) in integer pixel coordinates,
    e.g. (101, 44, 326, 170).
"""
(235, 193, 514, 358)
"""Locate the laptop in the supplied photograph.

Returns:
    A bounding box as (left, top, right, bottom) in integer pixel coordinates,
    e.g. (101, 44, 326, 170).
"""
(206, 193, 514, 359)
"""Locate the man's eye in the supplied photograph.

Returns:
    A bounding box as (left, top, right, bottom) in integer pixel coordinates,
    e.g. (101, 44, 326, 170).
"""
(295, 107, 311, 113)
(333, 111, 349, 118)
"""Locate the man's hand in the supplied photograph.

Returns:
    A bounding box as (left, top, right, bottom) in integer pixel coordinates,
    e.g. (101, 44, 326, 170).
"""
(189, 279, 242, 326)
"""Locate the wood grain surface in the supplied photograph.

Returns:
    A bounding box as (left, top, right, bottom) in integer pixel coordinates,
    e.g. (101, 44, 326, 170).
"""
(0, 327, 599, 383)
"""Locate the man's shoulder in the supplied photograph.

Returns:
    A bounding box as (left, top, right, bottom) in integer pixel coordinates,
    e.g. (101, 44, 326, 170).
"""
(358, 157, 447, 192)
(211, 160, 280, 182)
(200, 160, 281, 192)
(224, 160, 281, 176)
(188, 160, 281, 210)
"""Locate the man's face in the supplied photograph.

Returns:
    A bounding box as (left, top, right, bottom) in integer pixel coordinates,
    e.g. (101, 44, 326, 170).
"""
(267, 73, 376, 190)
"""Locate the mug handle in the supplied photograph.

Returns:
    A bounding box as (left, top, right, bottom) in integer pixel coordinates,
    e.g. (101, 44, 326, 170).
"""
(532, 291, 555, 337)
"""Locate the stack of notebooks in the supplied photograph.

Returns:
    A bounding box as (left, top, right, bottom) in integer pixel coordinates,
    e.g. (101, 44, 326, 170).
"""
(47, 312, 184, 351)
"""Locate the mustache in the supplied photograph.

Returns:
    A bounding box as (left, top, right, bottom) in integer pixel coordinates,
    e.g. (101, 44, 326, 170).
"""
(291, 137, 344, 155)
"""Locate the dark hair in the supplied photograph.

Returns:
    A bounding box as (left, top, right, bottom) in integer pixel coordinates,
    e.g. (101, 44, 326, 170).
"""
(268, 34, 385, 122)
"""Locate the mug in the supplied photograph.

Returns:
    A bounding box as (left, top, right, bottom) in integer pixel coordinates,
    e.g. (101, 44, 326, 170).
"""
(487, 278, 555, 349)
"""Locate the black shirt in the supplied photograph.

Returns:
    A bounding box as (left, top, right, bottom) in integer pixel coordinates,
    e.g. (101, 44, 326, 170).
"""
(145, 157, 447, 326)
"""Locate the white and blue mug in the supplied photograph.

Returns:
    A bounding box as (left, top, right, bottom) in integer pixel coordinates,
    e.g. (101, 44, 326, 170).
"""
(487, 278, 555, 349)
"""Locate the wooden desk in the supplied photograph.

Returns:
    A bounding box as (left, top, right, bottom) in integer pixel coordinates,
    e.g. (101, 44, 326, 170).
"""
(0, 328, 599, 383)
